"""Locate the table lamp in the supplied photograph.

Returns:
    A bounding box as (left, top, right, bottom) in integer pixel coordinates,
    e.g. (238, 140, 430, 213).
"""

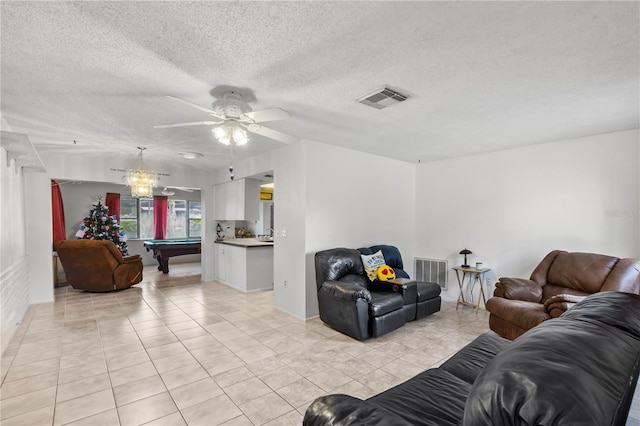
(460, 248, 472, 268)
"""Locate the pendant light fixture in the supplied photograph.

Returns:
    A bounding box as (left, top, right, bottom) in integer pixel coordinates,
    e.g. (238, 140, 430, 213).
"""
(126, 147, 158, 198)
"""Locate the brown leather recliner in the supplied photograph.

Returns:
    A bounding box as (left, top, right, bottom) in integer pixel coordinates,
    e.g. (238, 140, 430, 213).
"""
(486, 250, 640, 340)
(54, 240, 143, 292)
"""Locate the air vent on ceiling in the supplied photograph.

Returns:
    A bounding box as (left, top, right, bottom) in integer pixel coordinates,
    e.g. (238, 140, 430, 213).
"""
(357, 86, 409, 109)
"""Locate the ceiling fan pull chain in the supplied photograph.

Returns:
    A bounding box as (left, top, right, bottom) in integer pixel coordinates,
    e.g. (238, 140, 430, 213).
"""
(229, 144, 235, 181)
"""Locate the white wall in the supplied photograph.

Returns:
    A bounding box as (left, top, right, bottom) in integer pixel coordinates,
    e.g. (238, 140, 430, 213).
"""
(273, 143, 307, 319)
(25, 173, 54, 304)
(201, 185, 215, 282)
(0, 147, 27, 271)
(216, 141, 417, 320)
(0, 130, 54, 358)
(0, 147, 30, 357)
(415, 129, 640, 303)
(304, 141, 416, 317)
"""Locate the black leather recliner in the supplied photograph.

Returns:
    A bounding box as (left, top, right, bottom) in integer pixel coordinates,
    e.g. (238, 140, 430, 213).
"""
(314, 245, 442, 340)
(315, 248, 407, 340)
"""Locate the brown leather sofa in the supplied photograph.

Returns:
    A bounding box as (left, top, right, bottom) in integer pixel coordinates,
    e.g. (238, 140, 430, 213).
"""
(486, 250, 640, 340)
(54, 240, 143, 292)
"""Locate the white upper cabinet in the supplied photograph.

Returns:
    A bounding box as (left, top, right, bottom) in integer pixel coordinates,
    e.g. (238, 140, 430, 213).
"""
(214, 178, 260, 220)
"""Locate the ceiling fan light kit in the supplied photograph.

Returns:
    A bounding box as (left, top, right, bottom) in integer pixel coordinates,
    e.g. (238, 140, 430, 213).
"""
(211, 122, 249, 146)
(126, 147, 158, 198)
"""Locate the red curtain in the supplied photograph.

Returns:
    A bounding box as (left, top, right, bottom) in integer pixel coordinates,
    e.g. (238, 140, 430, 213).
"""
(51, 180, 66, 245)
(105, 192, 121, 221)
(153, 195, 168, 240)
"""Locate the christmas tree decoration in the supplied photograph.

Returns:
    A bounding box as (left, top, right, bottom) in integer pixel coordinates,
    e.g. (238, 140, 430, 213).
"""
(78, 199, 129, 255)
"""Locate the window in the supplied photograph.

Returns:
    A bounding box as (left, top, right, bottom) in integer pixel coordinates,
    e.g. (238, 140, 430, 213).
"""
(139, 199, 154, 239)
(120, 197, 154, 239)
(120, 197, 138, 237)
(188, 201, 202, 238)
(166, 200, 186, 239)
(120, 197, 200, 239)
(166, 200, 201, 238)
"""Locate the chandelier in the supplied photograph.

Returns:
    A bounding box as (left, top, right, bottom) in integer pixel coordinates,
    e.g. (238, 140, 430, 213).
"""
(212, 121, 248, 146)
(126, 147, 158, 198)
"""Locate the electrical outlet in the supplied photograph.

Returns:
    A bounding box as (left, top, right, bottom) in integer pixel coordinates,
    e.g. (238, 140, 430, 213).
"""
(282, 229, 287, 237)
(284, 280, 288, 288)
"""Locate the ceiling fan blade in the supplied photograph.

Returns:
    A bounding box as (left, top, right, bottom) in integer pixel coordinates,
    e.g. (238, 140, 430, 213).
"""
(167, 96, 215, 114)
(165, 186, 196, 192)
(166, 96, 224, 119)
(154, 120, 223, 129)
(247, 124, 297, 145)
(242, 108, 290, 123)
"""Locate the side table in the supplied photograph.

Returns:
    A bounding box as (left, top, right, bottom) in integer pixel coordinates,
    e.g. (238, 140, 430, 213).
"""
(52, 251, 68, 287)
(452, 266, 491, 313)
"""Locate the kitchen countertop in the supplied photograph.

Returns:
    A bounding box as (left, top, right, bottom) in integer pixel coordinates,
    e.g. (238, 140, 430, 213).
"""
(215, 238, 274, 247)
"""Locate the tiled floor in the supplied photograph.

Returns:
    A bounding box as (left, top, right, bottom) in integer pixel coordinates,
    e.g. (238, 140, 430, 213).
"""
(1, 263, 490, 425)
(1, 263, 637, 425)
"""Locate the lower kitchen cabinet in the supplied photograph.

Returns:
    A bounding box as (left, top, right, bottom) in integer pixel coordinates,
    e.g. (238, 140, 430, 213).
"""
(214, 242, 273, 293)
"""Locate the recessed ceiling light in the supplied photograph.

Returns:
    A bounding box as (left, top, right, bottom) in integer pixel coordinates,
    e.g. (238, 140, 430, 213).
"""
(180, 152, 204, 159)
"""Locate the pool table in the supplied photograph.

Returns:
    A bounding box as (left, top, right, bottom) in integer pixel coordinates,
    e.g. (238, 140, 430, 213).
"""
(143, 239, 201, 274)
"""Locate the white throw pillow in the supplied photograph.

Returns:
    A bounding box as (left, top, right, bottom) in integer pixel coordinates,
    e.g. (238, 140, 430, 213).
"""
(361, 250, 386, 281)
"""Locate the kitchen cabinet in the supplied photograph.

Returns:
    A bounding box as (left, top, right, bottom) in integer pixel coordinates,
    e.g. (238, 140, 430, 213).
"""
(214, 178, 260, 220)
(215, 243, 227, 281)
(214, 240, 273, 293)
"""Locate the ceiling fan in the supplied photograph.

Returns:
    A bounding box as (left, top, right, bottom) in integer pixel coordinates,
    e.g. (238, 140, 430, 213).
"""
(154, 91, 297, 145)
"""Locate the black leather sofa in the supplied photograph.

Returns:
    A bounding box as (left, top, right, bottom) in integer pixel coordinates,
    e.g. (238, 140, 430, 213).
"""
(304, 291, 640, 425)
(314, 245, 441, 341)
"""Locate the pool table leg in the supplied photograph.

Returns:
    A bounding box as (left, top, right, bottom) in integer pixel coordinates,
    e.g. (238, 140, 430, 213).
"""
(154, 252, 169, 274)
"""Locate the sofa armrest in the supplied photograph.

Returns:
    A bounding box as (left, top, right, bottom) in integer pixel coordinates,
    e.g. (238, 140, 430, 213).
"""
(304, 395, 413, 426)
(321, 281, 372, 302)
(494, 277, 543, 302)
(370, 278, 415, 294)
(122, 254, 142, 264)
(543, 294, 586, 318)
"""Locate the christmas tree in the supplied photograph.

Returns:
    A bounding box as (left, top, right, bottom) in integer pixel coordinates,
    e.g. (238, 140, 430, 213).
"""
(76, 199, 129, 256)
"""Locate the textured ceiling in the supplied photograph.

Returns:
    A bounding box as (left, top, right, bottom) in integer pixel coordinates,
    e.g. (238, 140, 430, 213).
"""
(1, 1, 638, 171)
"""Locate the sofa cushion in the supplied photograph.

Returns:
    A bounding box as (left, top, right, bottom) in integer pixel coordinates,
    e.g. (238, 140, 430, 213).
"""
(547, 251, 618, 293)
(338, 274, 370, 289)
(464, 293, 640, 426)
(416, 281, 441, 302)
(440, 331, 510, 384)
(368, 368, 471, 426)
(369, 292, 404, 317)
(560, 290, 640, 338)
(485, 297, 550, 331)
(315, 248, 365, 289)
